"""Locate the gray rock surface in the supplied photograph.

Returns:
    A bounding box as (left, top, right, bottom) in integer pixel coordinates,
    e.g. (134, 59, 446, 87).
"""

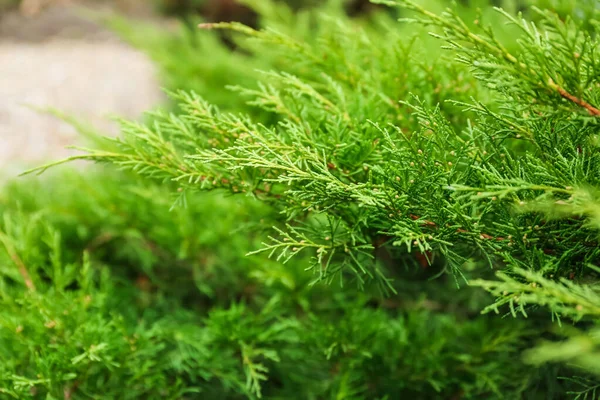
(0, 3, 163, 177)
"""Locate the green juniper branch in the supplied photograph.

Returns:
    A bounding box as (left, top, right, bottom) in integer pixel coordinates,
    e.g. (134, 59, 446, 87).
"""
(6, 0, 600, 397)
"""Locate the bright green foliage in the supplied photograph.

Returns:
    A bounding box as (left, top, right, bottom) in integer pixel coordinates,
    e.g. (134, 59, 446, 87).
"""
(107, 0, 489, 116)
(105, 14, 265, 115)
(67, 0, 600, 288)
(4, 0, 600, 398)
(0, 172, 567, 398)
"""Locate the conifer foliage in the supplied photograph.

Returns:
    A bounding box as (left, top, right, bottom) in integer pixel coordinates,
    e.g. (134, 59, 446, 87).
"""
(3, 0, 600, 398)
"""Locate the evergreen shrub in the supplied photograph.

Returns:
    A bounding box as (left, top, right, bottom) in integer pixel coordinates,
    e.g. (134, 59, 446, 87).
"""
(2, 0, 600, 398)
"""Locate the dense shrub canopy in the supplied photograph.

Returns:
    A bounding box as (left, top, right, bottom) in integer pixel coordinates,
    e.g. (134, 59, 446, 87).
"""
(2, 0, 600, 398)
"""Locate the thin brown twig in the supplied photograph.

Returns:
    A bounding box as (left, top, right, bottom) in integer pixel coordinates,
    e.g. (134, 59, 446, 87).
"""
(64, 378, 81, 399)
(551, 82, 600, 116)
(85, 232, 114, 253)
(0, 231, 36, 291)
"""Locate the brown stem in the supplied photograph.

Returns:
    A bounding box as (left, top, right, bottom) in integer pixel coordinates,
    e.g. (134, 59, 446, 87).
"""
(548, 79, 600, 116)
(557, 87, 600, 116)
(0, 232, 36, 291)
(64, 379, 80, 400)
(85, 232, 114, 253)
(13, 253, 35, 291)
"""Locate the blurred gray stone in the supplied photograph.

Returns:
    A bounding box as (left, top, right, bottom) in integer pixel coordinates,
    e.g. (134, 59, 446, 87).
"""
(0, 3, 163, 177)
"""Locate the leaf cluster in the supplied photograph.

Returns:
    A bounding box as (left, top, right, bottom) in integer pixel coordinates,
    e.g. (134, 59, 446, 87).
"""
(5, 0, 600, 397)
